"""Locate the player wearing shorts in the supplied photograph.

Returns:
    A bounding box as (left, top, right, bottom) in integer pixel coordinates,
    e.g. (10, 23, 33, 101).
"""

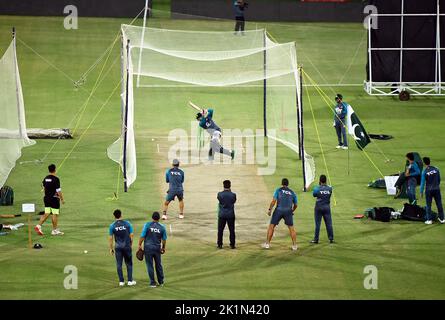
(262, 178, 298, 251)
(34, 164, 65, 236)
(162, 159, 184, 220)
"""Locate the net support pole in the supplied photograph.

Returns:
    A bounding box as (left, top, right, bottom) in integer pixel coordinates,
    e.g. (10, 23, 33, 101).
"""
(299, 66, 307, 192)
(136, 0, 149, 87)
(263, 29, 267, 137)
(436, 0, 442, 93)
(123, 39, 130, 193)
(399, 0, 405, 88)
(296, 66, 302, 161)
(12, 27, 24, 139)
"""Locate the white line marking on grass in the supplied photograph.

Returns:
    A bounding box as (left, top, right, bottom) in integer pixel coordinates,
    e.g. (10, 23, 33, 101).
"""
(157, 144, 160, 153)
(170, 224, 173, 236)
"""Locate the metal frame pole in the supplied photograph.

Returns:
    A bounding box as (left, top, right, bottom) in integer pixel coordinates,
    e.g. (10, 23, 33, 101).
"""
(437, 0, 442, 94)
(123, 39, 131, 193)
(136, 0, 149, 88)
(368, 15, 373, 94)
(399, 0, 405, 88)
(263, 29, 267, 137)
(296, 66, 302, 161)
(299, 66, 307, 192)
(12, 27, 25, 139)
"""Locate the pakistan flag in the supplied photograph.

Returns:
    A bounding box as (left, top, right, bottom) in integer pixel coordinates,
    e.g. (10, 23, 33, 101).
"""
(346, 105, 371, 150)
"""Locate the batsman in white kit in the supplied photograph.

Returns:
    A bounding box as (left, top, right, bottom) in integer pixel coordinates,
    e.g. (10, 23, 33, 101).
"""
(189, 101, 235, 160)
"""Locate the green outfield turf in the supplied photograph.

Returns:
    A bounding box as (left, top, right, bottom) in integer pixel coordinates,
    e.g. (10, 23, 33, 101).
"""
(0, 13, 444, 300)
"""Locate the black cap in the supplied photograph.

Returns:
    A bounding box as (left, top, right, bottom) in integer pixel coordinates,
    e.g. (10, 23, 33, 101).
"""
(335, 94, 343, 101)
(33, 243, 43, 249)
(196, 112, 202, 120)
(152, 211, 160, 220)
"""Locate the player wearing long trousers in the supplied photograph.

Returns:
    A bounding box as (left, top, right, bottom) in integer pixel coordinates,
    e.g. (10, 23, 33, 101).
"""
(196, 108, 235, 161)
(420, 157, 444, 225)
(162, 159, 184, 220)
(310, 175, 334, 244)
(233, 0, 247, 35)
(405, 152, 421, 205)
(333, 94, 348, 150)
(139, 212, 167, 288)
(217, 180, 237, 249)
(108, 209, 136, 287)
(262, 178, 298, 251)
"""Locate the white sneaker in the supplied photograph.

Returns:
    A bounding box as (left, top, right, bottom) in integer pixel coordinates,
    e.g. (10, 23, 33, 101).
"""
(162, 214, 168, 220)
(291, 245, 298, 251)
(261, 243, 270, 249)
(425, 220, 433, 225)
(178, 214, 184, 219)
(127, 280, 136, 286)
(51, 229, 64, 236)
(10, 225, 18, 231)
(119, 282, 125, 287)
(341, 146, 349, 150)
(336, 145, 342, 149)
(439, 218, 445, 224)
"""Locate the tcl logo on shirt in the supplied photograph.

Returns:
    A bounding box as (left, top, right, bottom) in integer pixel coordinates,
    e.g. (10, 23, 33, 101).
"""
(45, 179, 52, 182)
(150, 227, 161, 234)
(320, 190, 331, 195)
(115, 226, 127, 231)
(281, 190, 292, 195)
(426, 170, 438, 176)
(171, 172, 182, 176)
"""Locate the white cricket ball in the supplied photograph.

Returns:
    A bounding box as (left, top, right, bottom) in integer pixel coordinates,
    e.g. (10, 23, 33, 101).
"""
(151, 138, 155, 141)
(84, 250, 88, 254)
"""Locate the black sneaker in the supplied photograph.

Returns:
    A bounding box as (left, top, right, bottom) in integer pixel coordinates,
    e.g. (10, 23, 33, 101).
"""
(310, 240, 319, 244)
(230, 245, 236, 249)
(217, 245, 223, 249)
(329, 240, 335, 244)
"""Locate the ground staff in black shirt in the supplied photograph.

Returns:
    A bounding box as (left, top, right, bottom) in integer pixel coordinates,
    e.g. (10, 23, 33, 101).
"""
(217, 180, 237, 249)
(34, 164, 65, 236)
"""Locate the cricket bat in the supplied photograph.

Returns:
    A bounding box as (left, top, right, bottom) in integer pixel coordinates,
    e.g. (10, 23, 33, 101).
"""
(188, 101, 202, 112)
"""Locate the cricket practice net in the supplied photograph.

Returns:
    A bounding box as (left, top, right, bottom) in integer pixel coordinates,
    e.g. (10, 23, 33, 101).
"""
(0, 36, 35, 188)
(108, 25, 315, 190)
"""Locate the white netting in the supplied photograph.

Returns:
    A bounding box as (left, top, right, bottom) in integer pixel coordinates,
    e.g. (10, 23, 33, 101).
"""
(108, 25, 315, 189)
(0, 38, 35, 188)
(107, 53, 137, 188)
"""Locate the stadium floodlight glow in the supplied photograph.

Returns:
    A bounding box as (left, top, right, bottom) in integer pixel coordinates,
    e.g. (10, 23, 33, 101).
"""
(107, 25, 316, 192)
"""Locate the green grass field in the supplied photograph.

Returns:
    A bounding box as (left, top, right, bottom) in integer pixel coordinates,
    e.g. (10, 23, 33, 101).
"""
(0, 12, 444, 300)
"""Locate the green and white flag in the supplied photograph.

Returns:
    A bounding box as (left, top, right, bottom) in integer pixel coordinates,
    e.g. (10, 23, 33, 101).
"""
(346, 105, 371, 150)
